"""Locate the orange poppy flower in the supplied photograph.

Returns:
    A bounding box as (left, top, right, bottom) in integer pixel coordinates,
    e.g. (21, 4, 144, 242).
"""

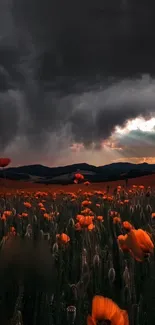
(21, 212, 28, 218)
(74, 173, 84, 182)
(24, 202, 32, 208)
(40, 207, 46, 211)
(87, 315, 96, 325)
(118, 234, 130, 252)
(134, 229, 154, 254)
(81, 208, 94, 216)
(1, 214, 6, 221)
(0, 157, 11, 168)
(38, 202, 44, 208)
(124, 199, 129, 204)
(151, 212, 155, 218)
(77, 215, 94, 227)
(84, 181, 90, 185)
(87, 295, 129, 325)
(76, 214, 84, 220)
(82, 200, 92, 207)
(75, 222, 82, 231)
(124, 230, 144, 262)
(113, 217, 121, 224)
(88, 223, 95, 231)
(97, 216, 103, 221)
(118, 229, 154, 262)
(56, 233, 70, 244)
(44, 213, 51, 220)
(123, 221, 134, 231)
(3, 210, 12, 217)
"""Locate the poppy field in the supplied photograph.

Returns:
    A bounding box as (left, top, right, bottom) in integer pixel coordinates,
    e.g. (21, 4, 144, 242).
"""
(0, 176, 155, 325)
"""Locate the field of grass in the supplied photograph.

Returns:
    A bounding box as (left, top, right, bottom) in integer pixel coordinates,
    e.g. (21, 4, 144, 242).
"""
(0, 175, 155, 324)
(1, 173, 155, 192)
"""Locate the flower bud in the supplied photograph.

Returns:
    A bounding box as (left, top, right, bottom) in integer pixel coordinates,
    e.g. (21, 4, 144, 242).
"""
(66, 305, 76, 324)
(95, 245, 99, 254)
(136, 201, 141, 210)
(70, 284, 78, 301)
(123, 266, 130, 286)
(82, 255, 89, 273)
(49, 294, 54, 306)
(25, 224, 32, 238)
(68, 218, 75, 227)
(130, 205, 135, 214)
(143, 312, 148, 325)
(52, 242, 59, 254)
(146, 204, 152, 213)
(123, 285, 131, 304)
(40, 229, 44, 239)
(82, 248, 87, 256)
(12, 208, 16, 216)
(15, 310, 23, 325)
(33, 215, 37, 222)
(93, 254, 100, 268)
(140, 209, 145, 220)
(108, 267, 116, 284)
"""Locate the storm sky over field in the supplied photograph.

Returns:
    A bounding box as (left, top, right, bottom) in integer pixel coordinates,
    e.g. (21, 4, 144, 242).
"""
(1, 0, 155, 166)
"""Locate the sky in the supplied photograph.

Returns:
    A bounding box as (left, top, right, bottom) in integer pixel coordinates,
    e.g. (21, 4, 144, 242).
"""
(1, 0, 155, 167)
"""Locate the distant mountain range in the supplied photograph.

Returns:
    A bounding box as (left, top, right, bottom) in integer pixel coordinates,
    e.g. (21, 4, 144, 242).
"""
(0, 162, 155, 184)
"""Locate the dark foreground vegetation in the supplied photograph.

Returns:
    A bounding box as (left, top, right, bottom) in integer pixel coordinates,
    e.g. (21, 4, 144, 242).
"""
(0, 184, 155, 324)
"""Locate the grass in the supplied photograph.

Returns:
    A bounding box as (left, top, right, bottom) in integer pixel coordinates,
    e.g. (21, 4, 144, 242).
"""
(0, 176, 155, 324)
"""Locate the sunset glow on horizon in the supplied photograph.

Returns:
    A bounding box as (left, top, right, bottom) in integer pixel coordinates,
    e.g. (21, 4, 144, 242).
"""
(115, 117, 155, 135)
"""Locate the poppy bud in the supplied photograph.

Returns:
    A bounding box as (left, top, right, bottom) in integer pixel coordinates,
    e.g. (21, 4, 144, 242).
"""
(40, 229, 44, 239)
(82, 248, 87, 256)
(140, 209, 145, 220)
(146, 204, 152, 213)
(25, 224, 32, 238)
(44, 232, 50, 240)
(146, 191, 150, 197)
(33, 215, 37, 222)
(66, 305, 76, 324)
(70, 284, 78, 301)
(95, 245, 99, 254)
(68, 218, 75, 227)
(108, 267, 116, 284)
(49, 294, 54, 306)
(123, 266, 130, 286)
(52, 242, 59, 254)
(123, 285, 131, 304)
(130, 206, 135, 214)
(93, 254, 100, 268)
(136, 202, 141, 210)
(12, 208, 16, 216)
(83, 261, 89, 274)
(143, 312, 148, 325)
(82, 255, 89, 273)
(15, 310, 23, 325)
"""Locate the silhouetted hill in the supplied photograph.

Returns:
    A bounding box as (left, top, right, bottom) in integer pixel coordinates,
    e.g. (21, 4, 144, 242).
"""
(0, 162, 155, 184)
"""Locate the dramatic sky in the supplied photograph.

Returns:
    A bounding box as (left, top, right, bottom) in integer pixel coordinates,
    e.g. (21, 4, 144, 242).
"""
(1, 0, 155, 166)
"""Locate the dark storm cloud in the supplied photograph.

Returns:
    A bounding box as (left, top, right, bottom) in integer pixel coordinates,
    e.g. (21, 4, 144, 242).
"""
(12, 0, 155, 78)
(0, 0, 155, 156)
(69, 77, 155, 146)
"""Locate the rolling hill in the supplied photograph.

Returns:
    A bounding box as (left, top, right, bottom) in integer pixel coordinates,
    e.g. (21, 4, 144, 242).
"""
(0, 162, 155, 184)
